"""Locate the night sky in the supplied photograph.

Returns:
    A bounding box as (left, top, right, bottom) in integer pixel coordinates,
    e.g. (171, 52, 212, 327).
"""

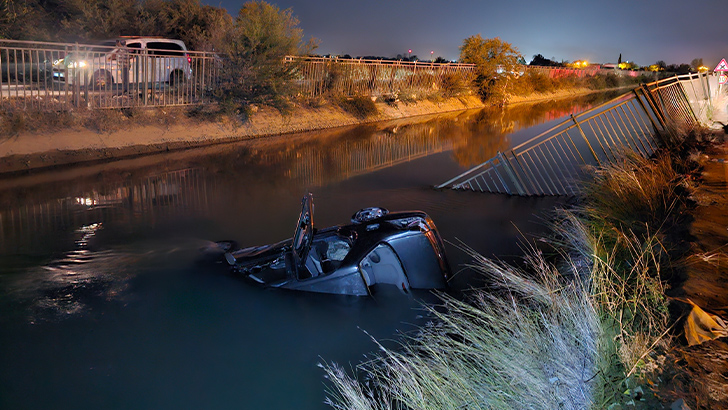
(205, 0, 728, 68)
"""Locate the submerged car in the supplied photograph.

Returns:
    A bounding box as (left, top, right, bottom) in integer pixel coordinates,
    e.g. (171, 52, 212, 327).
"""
(219, 194, 450, 296)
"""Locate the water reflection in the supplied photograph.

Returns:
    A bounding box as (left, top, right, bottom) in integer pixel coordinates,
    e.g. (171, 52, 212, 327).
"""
(0, 93, 616, 254)
(0, 94, 618, 410)
(0, 92, 616, 318)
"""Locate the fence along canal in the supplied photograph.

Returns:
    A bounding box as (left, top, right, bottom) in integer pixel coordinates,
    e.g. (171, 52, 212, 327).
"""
(437, 73, 712, 196)
(3, 39, 629, 112)
(0, 39, 476, 110)
(0, 39, 221, 110)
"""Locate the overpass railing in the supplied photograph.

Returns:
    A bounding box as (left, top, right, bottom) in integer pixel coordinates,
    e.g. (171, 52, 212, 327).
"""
(437, 73, 709, 196)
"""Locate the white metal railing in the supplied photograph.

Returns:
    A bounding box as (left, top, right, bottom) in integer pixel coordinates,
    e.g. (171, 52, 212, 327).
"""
(438, 73, 710, 195)
(1, 39, 220, 110)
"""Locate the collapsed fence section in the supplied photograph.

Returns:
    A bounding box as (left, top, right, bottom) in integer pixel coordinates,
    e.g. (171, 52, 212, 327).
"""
(438, 73, 710, 196)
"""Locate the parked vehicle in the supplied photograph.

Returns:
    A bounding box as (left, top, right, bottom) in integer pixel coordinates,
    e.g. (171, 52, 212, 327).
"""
(51, 37, 193, 88)
(1, 54, 53, 82)
(214, 194, 451, 296)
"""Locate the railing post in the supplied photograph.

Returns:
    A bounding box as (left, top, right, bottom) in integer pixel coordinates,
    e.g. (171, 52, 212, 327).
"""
(497, 151, 525, 196)
(73, 42, 80, 108)
(677, 77, 700, 124)
(640, 84, 669, 134)
(705, 71, 711, 107)
(571, 114, 600, 165)
(491, 156, 512, 195)
(633, 87, 664, 143)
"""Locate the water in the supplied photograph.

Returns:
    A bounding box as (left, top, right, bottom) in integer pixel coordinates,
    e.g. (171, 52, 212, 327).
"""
(0, 93, 617, 410)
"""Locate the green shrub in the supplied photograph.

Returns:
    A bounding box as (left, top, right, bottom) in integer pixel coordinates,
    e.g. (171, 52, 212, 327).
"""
(439, 73, 469, 97)
(338, 96, 378, 119)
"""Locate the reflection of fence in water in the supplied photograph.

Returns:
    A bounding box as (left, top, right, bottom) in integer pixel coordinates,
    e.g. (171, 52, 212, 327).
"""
(282, 123, 455, 187)
(438, 73, 710, 196)
(0, 168, 211, 253)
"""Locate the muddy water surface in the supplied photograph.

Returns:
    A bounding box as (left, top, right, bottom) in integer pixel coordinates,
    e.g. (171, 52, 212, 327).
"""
(0, 93, 618, 410)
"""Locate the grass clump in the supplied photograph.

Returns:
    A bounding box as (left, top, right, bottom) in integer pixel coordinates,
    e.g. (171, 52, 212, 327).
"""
(323, 248, 601, 410)
(338, 96, 379, 119)
(578, 152, 692, 249)
(553, 211, 671, 407)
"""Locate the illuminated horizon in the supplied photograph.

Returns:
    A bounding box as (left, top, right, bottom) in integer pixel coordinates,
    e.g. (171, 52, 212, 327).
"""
(205, 0, 728, 68)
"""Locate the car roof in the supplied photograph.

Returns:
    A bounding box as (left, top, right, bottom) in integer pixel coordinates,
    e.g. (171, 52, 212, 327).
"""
(101, 37, 188, 49)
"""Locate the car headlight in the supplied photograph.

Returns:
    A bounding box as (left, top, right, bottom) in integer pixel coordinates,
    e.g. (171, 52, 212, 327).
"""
(69, 60, 87, 68)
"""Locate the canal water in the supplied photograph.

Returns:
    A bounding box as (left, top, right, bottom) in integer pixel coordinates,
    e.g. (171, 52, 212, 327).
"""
(0, 92, 618, 410)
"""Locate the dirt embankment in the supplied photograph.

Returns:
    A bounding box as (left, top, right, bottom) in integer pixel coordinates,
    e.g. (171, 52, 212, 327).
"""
(0, 88, 613, 174)
(0, 96, 484, 174)
(663, 142, 728, 408)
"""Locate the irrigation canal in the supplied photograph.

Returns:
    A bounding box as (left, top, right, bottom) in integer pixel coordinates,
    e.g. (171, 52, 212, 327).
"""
(0, 92, 619, 410)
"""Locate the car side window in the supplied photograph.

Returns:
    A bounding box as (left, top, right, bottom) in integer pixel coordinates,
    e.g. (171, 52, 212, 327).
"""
(147, 42, 185, 57)
(126, 42, 142, 54)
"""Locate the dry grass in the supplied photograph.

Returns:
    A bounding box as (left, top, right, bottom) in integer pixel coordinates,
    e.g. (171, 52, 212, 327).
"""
(323, 246, 601, 410)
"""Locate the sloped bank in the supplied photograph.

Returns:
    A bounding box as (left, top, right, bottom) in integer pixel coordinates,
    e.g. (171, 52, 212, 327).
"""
(0, 96, 485, 174)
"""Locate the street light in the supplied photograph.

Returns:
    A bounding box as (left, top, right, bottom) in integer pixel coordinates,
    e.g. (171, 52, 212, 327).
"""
(430, 50, 434, 62)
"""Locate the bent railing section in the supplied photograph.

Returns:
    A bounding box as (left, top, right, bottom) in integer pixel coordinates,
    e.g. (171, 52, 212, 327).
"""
(438, 73, 709, 195)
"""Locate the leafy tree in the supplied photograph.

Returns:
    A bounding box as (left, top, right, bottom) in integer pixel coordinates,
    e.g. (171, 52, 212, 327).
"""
(459, 34, 521, 104)
(217, 0, 317, 112)
(690, 58, 704, 71)
(156, 0, 232, 51)
(529, 54, 560, 67)
(0, 0, 74, 40)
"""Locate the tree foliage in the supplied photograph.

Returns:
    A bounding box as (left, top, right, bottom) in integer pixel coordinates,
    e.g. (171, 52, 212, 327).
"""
(690, 58, 704, 71)
(459, 34, 521, 104)
(529, 54, 562, 67)
(217, 0, 316, 111)
(0, 0, 232, 51)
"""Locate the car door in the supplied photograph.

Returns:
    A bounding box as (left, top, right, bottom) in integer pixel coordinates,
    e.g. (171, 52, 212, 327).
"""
(124, 42, 142, 84)
(147, 41, 186, 83)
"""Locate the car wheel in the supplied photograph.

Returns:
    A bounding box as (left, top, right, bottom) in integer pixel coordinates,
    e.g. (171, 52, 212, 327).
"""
(169, 70, 185, 87)
(91, 71, 113, 90)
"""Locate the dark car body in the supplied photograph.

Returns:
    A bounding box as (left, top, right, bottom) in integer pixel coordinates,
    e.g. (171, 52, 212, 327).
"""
(222, 194, 450, 296)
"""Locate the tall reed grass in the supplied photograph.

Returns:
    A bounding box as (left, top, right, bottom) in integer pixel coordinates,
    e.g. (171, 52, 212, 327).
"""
(323, 246, 601, 410)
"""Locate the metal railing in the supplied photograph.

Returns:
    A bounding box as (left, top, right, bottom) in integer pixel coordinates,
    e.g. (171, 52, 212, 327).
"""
(1, 39, 220, 110)
(285, 56, 476, 97)
(438, 73, 710, 195)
